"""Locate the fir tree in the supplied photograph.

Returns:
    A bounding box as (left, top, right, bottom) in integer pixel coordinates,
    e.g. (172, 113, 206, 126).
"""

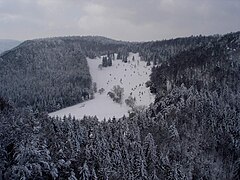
(79, 162, 90, 180)
(107, 57, 112, 66)
(102, 57, 108, 67)
(143, 133, 159, 179)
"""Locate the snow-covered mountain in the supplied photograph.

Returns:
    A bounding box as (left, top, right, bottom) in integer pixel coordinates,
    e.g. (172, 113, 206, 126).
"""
(49, 53, 155, 120)
(0, 39, 21, 54)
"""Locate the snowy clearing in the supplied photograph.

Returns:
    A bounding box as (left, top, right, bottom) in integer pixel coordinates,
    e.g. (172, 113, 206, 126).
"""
(49, 53, 155, 120)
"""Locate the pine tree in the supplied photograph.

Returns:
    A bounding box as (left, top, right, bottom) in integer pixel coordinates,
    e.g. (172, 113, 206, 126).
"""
(143, 133, 159, 179)
(102, 57, 108, 67)
(147, 59, 151, 66)
(93, 82, 97, 93)
(151, 169, 160, 180)
(153, 55, 157, 66)
(91, 168, 98, 180)
(68, 171, 77, 180)
(122, 56, 128, 63)
(132, 142, 148, 180)
(111, 148, 124, 178)
(107, 57, 112, 66)
(117, 52, 121, 59)
(79, 162, 90, 180)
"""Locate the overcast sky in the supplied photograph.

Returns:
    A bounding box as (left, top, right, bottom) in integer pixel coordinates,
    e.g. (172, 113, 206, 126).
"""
(0, 0, 240, 41)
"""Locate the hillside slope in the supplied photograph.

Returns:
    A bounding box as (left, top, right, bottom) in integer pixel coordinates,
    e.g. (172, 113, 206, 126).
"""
(142, 31, 240, 179)
(0, 36, 127, 112)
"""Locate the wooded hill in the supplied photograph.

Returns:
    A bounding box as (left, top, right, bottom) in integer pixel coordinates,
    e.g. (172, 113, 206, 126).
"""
(0, 36, 128, 112)
(0, 35, 218, 112)
(0, 32, 239, 179)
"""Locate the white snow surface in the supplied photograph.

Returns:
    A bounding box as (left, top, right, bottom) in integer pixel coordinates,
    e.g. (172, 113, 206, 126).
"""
(49, 53, 155, 120)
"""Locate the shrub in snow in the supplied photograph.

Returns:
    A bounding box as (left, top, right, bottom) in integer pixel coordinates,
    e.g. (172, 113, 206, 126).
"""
(92, 82, 97, 93)
(107, 92, 115, 99)
(98, 88, 105, 94)
(98, 64, 103, 70)
(108, 85, 124, 104)
(125, 96, 136, 108)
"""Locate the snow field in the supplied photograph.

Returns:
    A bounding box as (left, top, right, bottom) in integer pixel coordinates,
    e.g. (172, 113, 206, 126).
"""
(49, 52, 155, 120)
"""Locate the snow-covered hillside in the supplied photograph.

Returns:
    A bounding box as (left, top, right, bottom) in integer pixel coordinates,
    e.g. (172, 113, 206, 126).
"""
(49, 53, 154, 120)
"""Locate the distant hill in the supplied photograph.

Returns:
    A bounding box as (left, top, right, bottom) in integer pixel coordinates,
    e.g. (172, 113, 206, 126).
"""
(0, 39, 21, 54)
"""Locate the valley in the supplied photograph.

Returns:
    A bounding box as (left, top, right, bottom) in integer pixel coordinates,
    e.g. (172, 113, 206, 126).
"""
(50, 53, 155, 120)
(1, 32, 240, 180)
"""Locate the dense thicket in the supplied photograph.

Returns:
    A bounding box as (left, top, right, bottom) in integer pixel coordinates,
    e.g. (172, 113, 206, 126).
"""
(151, 33, 240, 93)
(0, 36, 127, 112)
(0, 32, 240, 179)
(0, 104, 161, 179)
(147, 32, 240, 179)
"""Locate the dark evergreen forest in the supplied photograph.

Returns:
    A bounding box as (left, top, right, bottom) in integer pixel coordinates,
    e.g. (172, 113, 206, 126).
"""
(0, 32, 239, 179)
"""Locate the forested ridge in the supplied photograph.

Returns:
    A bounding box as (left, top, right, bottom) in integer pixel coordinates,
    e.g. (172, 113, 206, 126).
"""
(0, 36, 128, 112)
(0, 32, 240, 179)
(136, 35, 218, 64)
(147, 31, 240, 179)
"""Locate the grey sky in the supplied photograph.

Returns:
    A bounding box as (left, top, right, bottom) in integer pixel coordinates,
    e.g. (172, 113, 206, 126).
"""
(0, 0, 239, 41)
